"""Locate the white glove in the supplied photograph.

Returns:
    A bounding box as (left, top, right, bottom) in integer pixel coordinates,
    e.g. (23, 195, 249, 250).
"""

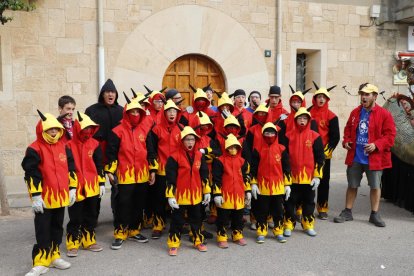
(199, 148, 206, 154)
(284, 186, 291, 201)
(186, 106, 194, 114)
(251, 184, 260, 200)
(214, 196, 224, 207)
(221, 109, 231, 119)
(168, 197, 179, 209)
(279, 113, 288, 121)
(311, 178, 321, 191)
(203, 193, 211, 205)
(69, 189, 76, 207)
(99, 185, 105, 198)
(245, 192, 252, 206)
(31, 195, 46, 214)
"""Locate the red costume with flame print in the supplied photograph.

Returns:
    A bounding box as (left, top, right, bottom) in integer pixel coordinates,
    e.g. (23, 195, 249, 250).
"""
(22, 112, 77, 268)
(65, 113, 106, 252)
(284, 110, 325, 232)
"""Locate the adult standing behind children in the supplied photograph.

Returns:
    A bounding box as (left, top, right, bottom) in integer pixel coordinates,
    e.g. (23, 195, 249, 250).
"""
(334, 83, 396, 227)
(85, 79, 123, 220)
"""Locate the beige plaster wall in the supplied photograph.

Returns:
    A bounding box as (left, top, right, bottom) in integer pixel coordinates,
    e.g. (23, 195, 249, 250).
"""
(0, 0, 408, 195)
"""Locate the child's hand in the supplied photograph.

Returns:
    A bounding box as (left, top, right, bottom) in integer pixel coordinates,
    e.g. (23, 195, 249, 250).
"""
(31, 195, 46, 214)
(203, 194, 211, 205)
(149, 172, 156, 185)
(214, 196, 223, 207)
(168, 198, 179, 209)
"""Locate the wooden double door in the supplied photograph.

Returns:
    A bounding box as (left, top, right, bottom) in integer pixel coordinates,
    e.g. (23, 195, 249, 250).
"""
(162, 54, 226, 107)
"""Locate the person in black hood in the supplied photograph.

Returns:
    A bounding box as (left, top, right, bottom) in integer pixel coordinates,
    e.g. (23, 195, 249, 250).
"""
(85, 79, 123, 163)
(85, 78, 123, 222)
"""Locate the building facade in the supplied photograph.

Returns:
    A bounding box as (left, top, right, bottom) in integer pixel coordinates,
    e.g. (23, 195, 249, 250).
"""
(0, 0, 412, 195)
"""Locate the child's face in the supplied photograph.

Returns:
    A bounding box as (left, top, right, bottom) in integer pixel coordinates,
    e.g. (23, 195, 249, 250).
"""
(183, 135, 196, 150)
(46, 127, 60, 137)
(290, 97, 302, 110)
(316, 94, 328, 107)
(296, 114, 309, 127)
(59, 103, 75, 119)
(234, 95, 246, 108)
(268, 95, 281, 107)
(165, 108, 178, 123)
(227, 145, 238, 156)
(128, 109, 140, 116)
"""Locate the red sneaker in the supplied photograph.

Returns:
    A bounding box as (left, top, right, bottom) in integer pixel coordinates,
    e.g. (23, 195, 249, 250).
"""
(234, 238, 247, 246)
(217, 241, 229, 249)
(168, 247, 178, 256)
(195, 243, 208, 252)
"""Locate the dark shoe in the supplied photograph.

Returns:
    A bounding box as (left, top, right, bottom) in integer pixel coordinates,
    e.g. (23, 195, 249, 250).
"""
(151, 230, 162, 239)
(318, 212, 328, 220)
(111, 239, 124, 250)
(128, 234, 149, 243)
(369, 213, 386, 227)
(202, 230, 213, 239)
(334, 209, 353, 223)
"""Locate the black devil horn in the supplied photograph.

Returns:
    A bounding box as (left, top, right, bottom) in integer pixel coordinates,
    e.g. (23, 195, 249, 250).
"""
(189, 84, 197, 92)
(130, 88, 138, 98)
(37, 109, 47, 121)
(160, 87, 167, 93)
(303, 88, 312, 95)
(312, 81, 319, 90)
(198, 111, 203, 117)
(123, 92, 131, 104)
(221, 110, 228, 119)
(138, 96, 149, 104)
(214, 90, 222, 98)
(77, 111, 83, 122)
(176, 98, 185, 105)
(289, 85, 295, 94)
(327, 85, 337, 92)
(177, 123, 184, 131)
(219, 132, 228, 139)
(144, 85, 152, 93)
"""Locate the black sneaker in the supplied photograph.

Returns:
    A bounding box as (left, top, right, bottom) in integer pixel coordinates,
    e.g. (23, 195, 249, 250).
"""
(151, 230, 162, 239)
(318, 212, 328, 220)
(128, 234, 149, 243)
(369, 213, 386, 227)
(202, 230, 214, 239)
(111, 239, 124, 250)
(333, 209, 353, 223)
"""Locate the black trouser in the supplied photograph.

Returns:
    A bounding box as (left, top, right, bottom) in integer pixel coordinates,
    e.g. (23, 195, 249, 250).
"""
(148, 175, 167, 231)
(32, 207, 65, 266)
(285, 185, 316, 229)
(216, 208, 244, 241)
(111, 184, 119, 227)
(114, 183, 148, 239)
(256, 195, 284, 236)
(317, 159, 331, 212)
(168, 204, 204, 247)
(66, 196, 99, 248)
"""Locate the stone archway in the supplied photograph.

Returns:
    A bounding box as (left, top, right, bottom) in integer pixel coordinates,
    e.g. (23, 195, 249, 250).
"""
(113, 5, 269, 100)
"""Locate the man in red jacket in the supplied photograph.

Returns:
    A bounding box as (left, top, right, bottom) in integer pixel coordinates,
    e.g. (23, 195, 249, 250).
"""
(334, 83, 396, 227)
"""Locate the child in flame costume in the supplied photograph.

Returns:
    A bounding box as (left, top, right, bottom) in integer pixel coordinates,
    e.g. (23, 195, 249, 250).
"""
(149, 99, 182, 239)
(250, 122, 292, 243)
(180, 85, 217, 126)
(284, 107, 325, 237)
(191, 111, 222, 235)
(165, 126, 211, 256)
(309, 82, 340, 220)
(65, 112, 106, 257)
(212, 133, 251, 248)
(105, 93, 158, 250)
(22, 110, 78, 276)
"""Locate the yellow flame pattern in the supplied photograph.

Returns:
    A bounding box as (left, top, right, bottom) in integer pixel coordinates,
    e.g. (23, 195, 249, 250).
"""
(66, 233, 81, 250)
(114, 225, 128, 240)
(81, 228, 97, 248)
(258, 178, 285, 196)
(167, 233, 181, 248)
(221, 191, 245, 210)
(43, 186, 69, 208)
(33, 247, 51, 267)
(292, 167, 312, 184)
(117, 165, 149, 184)
(324, 144, 334, 159)
(26, 177, 42, 194)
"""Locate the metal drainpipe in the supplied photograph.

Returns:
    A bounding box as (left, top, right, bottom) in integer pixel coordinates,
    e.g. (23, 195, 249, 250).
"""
(98, 0, 105, 90)
(276, 0, 282, 86)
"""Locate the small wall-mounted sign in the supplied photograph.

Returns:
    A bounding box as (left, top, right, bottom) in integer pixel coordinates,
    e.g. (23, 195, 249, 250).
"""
(409, 26, 414, 51)
(264, 50, 271, 57)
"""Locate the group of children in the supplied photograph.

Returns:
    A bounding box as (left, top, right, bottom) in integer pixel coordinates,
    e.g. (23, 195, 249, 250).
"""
(23, 80, 340, 275)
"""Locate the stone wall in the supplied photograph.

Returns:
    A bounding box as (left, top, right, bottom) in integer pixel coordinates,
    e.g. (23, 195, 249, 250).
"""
(0, 0, 408, 195)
